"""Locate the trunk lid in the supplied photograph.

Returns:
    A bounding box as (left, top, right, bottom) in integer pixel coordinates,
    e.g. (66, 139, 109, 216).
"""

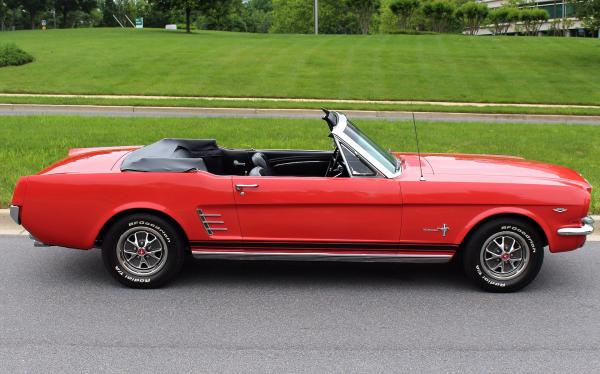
(39, 146, 140, 175)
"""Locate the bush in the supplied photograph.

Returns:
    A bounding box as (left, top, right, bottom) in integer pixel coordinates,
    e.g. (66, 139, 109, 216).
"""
(422, 0, 456, 33)
(487, 6, 518, 35)
(519, 8, 548, 36)
(389, 0, 420, 31)
(455, 1, 488, 35)
(0, 44, 34, 68)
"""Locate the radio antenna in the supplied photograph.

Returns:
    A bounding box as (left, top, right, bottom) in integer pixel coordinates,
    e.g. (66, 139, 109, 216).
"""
(412, 112, 425, 181)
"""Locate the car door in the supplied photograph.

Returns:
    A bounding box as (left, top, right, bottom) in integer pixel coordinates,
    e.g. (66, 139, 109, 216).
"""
(231, 175, 402, 247)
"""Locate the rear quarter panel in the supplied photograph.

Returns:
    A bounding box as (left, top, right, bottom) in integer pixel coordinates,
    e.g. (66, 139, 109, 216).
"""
(20, 171, 238, 249)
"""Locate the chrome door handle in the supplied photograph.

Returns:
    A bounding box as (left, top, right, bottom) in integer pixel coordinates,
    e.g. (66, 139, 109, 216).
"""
(235, 184, 259, 191)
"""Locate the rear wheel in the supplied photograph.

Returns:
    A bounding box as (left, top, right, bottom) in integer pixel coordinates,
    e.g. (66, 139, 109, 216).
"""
(462, 218, 544, 292)
(102, 214, 186, 288)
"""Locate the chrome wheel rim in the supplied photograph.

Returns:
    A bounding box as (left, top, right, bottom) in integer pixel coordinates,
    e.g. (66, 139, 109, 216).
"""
(116, 227, 168, 277)
(480, 231, 530, 281)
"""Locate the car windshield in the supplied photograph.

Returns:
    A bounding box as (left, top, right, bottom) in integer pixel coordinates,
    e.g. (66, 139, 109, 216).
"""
(343, 121, 399, 174)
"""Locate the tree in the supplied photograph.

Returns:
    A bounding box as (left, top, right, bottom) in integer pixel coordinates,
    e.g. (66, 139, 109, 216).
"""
(53, 0, 96, 28)
(389, 0, 419, 31)
(152, 0, 199, 32)
(519, 8, 548, 36)
(270, 0, 358, 34)
(0, 0, 8, 31)
(100, 0, 118, 26)
(20, 0, 48, 29)
(573, 0, 600, 37)
(270, 0, 312, 33)
(487, 6, 519, 35)
(346, 0, 380, 34)
(422, 0, 455, 32)
(455, 1, 488, 35)
(200, 0, 245, 31)
(242, 0, 273, 33)
(487, 6, 508, 35)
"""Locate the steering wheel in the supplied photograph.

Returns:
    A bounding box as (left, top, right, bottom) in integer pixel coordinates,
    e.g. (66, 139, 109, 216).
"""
(325, 147, 343, 177)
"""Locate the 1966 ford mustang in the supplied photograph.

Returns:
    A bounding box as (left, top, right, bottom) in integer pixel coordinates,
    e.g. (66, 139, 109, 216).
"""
(10, 110, 594, 291)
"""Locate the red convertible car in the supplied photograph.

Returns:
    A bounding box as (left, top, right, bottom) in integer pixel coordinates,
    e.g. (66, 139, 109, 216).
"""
(10, 110, 594, 292)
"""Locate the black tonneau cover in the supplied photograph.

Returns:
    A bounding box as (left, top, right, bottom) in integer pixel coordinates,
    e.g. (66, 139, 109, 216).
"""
(121, 138, 221, 172)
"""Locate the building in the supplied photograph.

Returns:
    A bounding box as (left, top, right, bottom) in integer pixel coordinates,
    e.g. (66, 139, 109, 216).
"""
(477, 0, 590, 36)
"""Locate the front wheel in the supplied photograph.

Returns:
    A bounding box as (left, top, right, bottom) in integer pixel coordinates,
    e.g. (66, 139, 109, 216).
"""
(462, 218, 544, 292)
(102, 214, 186, 288)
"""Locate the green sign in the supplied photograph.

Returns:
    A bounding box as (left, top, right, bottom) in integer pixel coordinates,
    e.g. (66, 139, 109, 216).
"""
(135, 17, 143, 29)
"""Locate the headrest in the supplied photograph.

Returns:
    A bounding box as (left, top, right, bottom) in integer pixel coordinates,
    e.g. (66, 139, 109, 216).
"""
(251, 152, 269, 168)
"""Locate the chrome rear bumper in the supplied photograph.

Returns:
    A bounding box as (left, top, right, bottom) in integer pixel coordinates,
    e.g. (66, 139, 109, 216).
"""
(557, 216, 595, 236)
(9, 205, 20, 225)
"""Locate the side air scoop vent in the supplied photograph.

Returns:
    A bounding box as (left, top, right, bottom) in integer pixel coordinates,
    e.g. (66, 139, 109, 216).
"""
(197, 209, 227, 235)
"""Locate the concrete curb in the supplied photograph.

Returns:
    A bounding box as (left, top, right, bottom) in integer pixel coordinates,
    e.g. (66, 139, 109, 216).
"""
(0, 209, 28, 236)
(0, 209, 598, 241)
(1, 103, 600, 124)
(1, 93, 600, 110)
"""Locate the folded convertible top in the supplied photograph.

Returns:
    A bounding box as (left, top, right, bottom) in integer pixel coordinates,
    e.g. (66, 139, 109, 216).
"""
(121, 138, 222, 172)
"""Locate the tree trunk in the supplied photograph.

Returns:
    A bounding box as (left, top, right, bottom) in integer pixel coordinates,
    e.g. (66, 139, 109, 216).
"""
(185, 7, 191, 33)
(61, 7, 68, 29)
(360, 15, 369, 34)
(30, 14, 36, 30)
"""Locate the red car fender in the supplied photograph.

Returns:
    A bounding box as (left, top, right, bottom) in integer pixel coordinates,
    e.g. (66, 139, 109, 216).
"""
(91, 201, 189, 247)
(456, 207, 553, 250)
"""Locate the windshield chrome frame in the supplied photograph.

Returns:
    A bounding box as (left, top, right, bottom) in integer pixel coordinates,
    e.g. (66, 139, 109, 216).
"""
(331, 113, 402, 179)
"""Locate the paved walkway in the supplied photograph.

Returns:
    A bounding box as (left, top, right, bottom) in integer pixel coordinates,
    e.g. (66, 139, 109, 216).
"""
(1, 93, 599, 109)
(1, 104, 600, 124)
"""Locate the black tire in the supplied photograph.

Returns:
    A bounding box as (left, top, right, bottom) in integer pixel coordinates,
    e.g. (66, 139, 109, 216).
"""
(102, 213, 186, 289)
(462, 218, 544, 292)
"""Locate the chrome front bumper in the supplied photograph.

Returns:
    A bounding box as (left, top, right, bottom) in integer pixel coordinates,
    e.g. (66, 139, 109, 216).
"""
(557, 216, 595, 236)
(9, 205, 20, 225)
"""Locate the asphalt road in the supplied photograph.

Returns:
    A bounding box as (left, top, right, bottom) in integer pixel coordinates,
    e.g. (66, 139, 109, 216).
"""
(1, 104, 600, 124)
(1, 236, 600, 373)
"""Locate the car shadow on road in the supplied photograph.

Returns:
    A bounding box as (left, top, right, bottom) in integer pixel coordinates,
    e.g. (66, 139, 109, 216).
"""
(173, 257, 474, 291)
(29, 244, 567, 293)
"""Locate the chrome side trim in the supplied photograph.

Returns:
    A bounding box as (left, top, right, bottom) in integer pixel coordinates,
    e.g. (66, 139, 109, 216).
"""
(273, 161, 328, 167)
(191, 250, 453, 263)
(9, 205, 20, 225)
(557, 217, 594, 236)
(197, 209, 227, 236)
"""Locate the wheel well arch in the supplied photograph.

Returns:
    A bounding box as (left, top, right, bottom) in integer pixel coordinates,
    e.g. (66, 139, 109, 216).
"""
(95, 208, 189, 247)
(459, 213, 549, 250)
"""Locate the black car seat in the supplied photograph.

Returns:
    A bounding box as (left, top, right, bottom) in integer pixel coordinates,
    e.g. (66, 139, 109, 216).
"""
(251, 152, 274, 176)
(249, 166, 265, 176)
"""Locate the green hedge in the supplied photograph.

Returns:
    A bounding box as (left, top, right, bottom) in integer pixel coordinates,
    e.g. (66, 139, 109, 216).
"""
(0, 43, 34, 68)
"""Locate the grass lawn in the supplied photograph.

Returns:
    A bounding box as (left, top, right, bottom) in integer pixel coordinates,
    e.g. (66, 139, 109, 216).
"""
(0, 29, 599, 105)
(3, 95, 600, 116)
(1, 115, 598, 212)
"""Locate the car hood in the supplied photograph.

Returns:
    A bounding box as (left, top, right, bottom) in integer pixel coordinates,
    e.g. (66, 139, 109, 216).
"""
(423, 153, 590, 188)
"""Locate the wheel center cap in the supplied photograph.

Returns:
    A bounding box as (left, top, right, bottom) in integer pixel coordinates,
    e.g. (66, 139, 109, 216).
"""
(501, 253, 510, 261)
(137, 248, 146, 256)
